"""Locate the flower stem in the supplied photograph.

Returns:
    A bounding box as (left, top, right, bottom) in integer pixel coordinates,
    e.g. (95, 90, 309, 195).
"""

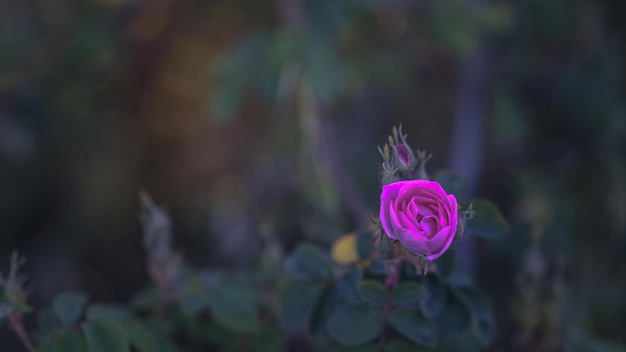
(8, 312, 36, 352)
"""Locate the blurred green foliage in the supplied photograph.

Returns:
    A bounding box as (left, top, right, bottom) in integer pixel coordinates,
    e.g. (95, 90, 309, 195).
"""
(1, 0, 625, 350)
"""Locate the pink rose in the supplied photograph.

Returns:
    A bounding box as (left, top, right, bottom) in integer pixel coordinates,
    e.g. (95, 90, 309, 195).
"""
(379, 180, 458, 260)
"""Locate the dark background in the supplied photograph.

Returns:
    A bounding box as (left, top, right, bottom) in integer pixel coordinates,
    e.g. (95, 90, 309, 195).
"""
(1, 0, 625, 350)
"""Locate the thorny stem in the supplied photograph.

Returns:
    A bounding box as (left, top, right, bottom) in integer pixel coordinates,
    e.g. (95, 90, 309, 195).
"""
(8, 312, 35, 352)
(139, 192, 182, 319)
(384, 260, 400, 289)
(1, 252, 34, 352)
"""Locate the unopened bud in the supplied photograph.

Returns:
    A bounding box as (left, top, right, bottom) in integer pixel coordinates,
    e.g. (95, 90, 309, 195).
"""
(394, 143, 415, 171)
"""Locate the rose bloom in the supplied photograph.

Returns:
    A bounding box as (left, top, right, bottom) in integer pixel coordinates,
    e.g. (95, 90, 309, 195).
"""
(379, 180, 458, 260)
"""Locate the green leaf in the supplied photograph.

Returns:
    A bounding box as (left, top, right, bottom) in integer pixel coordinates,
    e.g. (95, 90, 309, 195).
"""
(438, 331, 484, 352)
(179, 290, 210, 317)
(420, 275, 447, 318)
(207, 285, 258, 333)
(391, 282, 422, 305)
(284, 244, 333, 281)
(336, 344, 380, 352)
(388, 308, 437, 347)
(327, 304, 384, 346)
(434, 249, 456, 278)
(86, 305, 131, 321)
(358, 280, 387, 305)
(205, 322, 239, 349)
(384, 339, 419, 352)
(250, 326, 283, 352)
(436, 291, 472, 336)
(37, 308, 60, 336)
(457, 288, 495, 346)
(130, 288, 158, 313)
(446, 267, 474, 288)
(54, 330, 89, 352)
(309, 283, 341, 335)
(366, 258, 387, 276)
(566, 334, 626, 352)
(122, 320, 160, 352)
(142, 320, 179, 352)
(433, 171, 467, 199)
(356, 231, 374, 260)
(466, 199, 510, 239)
(336, 267, 363, 303)
(53, 292, 88, 326)
(278, 278, 323, 330)
(83, 319, 129, 352)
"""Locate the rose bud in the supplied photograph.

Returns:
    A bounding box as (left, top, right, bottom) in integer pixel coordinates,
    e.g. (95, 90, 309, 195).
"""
(394, 143, 415, 172)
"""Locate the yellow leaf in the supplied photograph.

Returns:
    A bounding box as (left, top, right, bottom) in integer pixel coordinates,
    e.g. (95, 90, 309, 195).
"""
(331, 233, 359, 265)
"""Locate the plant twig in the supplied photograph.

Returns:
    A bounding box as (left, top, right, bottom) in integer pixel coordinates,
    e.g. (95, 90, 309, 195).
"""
(8, 312, 36, 352)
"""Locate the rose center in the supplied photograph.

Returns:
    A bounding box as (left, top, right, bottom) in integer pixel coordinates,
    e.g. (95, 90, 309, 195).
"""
(405, 198, 439, 238)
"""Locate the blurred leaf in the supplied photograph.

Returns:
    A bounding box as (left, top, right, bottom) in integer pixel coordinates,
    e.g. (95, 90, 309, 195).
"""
(179, 290, 210, 317)
(565, 334, 626, 352)
(38, 308, 60, 336)
(327, 304, 384, 346)
(366, 258, 387, 276)
(434, 249, 456, 278)
(436, 291, 472, 336)
(421, 275, 447, 318)
(250, 326, 283, 352)
(285, 243, 333, 281)
(205, 322, 239, 350)
(433, 171, 467, 200)
(431, 1, 479, 53)
(207, 285, 258, 333)
(53, 292, 88, 326)
(384, 339, 419, 352)
(388, 308, 437, 347)
(446, 267, 474, 288)
(209, 33, 268, 121)
(130, 288, 158, 312)
(39, 330, 89, 352)
(337, 267, 363, 303)
(466, 199, 510, 239)
(142, 320, 178, 352)
(457, 288, 495, 346)
(122, 320, 160, 352)
(309, 282, 341, 335)
(438, 331, 484, 352)
(335, 344, 380, 352)
(86, 304, 131, 321)
(278, 278, 323, 330)
(83, 319, 129, 352)
(358, 280, 387, 305)
(306, 38, 349, 104)
(392, 281, 422, 305)
(209, 83, 246, 122)
(356, 231, 374, 261)
(332, 234, 359, 265)
(480, 3, 514, 32)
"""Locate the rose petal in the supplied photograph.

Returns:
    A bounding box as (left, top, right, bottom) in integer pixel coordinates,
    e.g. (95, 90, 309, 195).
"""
(425, 225, 456, 260)
(420, 216, 438, 238)
(407, 200, 419, 220)
(396, 227, 431, 257)
(380, 182, 404, 240)
(418, 203, 436, 217)
(447, 194, 459, 225)
(399, 211, 420, 233)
